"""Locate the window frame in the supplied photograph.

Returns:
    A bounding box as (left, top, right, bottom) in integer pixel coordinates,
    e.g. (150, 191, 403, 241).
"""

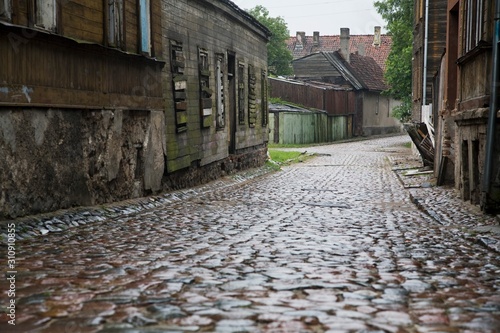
(34, 0, 57, 31)
(0, 0, 11, 21)
(107, 0, 124, 48)
(215, 53, 225, 129)
(139, 0, 151, 55)
(463, 0, 484, 53)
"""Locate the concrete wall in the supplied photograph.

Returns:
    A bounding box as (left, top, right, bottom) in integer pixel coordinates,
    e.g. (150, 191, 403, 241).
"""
(362, 91, 402, 136)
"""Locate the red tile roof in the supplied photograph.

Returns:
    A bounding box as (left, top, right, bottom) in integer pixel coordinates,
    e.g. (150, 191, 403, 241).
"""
(287, 34, 392, 71)
(347, 53, 388, 92)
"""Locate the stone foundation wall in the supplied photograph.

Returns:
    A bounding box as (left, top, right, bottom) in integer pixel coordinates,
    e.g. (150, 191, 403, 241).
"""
(162, 145, 268, 191)
(1, 108, 266, 220)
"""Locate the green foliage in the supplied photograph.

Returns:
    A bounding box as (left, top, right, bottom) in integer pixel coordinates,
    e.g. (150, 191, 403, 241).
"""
(391, 95, 412, 122)
(247, 6, 294, 76)
(269, 97, 286, 104)
(268, 149, 313, 165)
(374, 0, 413, 121)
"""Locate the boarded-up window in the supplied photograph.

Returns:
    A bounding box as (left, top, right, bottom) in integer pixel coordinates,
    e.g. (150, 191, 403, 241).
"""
(199, 48, 212, 128)
(261, 69, 268, 127)
(248, 65, 256, 127)
(108, 0, 123, 48)
(139, 0, 151, 54)
(171, 40, 187, 133)
(0, 0, 11, 21)
(35, 0, 56, 31)
(215, 54, 225, 129)
(238, 63, 245, 125)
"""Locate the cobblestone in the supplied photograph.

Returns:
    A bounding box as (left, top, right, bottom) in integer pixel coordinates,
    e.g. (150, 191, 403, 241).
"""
(1, 135, 499, 333)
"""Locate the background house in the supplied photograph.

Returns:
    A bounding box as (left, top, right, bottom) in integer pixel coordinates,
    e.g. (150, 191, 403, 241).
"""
(0, 0, 271, 219)
(274, 28, 401, 137)
(287, 27, 392, 71)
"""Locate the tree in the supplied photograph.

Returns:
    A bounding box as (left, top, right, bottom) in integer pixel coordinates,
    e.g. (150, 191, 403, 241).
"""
(374, 0, 414, 122)
(247, 6, 293, 76)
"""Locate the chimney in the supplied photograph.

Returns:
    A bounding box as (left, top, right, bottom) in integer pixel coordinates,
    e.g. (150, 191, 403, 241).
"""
(296, 31, 306, 45)
(313, 31, 320, 46)
(373, 26, 381, 47)
(340, 28, 350, 63)
(295, 31, 306, 50)
(358, 43, 366, 56)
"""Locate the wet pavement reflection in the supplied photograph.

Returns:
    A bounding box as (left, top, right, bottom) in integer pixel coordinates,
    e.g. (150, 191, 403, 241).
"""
(1, 135, 499, 332)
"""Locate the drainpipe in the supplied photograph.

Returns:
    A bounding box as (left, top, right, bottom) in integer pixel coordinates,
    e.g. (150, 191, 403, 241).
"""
(422, 0, 430, 108)
(483, 0, 500, 211)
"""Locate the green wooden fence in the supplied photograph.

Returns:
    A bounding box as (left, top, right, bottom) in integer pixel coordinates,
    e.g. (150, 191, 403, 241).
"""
(269, 111, 352, 145)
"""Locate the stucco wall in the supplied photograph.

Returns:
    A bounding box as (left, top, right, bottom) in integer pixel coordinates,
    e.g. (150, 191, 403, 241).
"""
(362, 91, 402, 136)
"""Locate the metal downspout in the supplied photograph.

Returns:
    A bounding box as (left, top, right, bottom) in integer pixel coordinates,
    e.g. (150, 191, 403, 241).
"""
(483, 0, 500, 211)
(422, 0, 430, 107)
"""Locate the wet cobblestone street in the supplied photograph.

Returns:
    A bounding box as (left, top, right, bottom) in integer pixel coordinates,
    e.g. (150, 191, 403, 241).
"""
(1, 135, 500, 333)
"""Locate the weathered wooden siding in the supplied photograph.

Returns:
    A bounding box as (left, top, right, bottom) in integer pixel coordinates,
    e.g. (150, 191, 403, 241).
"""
(459, 51, 491, 106)
(270, 78, 356, 116)
(426, 0, 448, 105)
(325, 90, 357, 116)
(162, 0, 270, 172)
(269, 111, 350, 145)
(10, 1, 162, 55)
(270, 80, 325, 110)
(0, 0, 164, 109)
(1, 0, 167, 218)
(61, 1, 103, 43)
(293, 53, 343, 81)
(0, 0, 271, 219)
(0, 25, 164, 109)
(412, 0, 447, 119)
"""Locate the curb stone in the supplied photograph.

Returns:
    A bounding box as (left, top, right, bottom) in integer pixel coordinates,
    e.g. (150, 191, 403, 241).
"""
(0, 165, 276, 244)
(392, 158, 500, 254)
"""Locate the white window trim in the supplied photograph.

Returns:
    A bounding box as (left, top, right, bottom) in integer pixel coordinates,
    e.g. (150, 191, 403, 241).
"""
(464, 0, 484, 53)
(216, 54, 225, 128)
(0, 0, 11, 21)
(35, 0, 57, 31)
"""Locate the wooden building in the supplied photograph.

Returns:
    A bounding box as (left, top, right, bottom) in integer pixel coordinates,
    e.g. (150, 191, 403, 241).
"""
(412, 0, 448, 121)
(289, 38, 401, 137)
(415, 0, 500, 212)
(161, 0, 270, 177)
(0, 0, 271, 219)
(287, 27, 392, 71)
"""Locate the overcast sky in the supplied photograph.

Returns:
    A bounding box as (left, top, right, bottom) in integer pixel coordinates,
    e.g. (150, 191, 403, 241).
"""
(231, 0, 387, 36)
